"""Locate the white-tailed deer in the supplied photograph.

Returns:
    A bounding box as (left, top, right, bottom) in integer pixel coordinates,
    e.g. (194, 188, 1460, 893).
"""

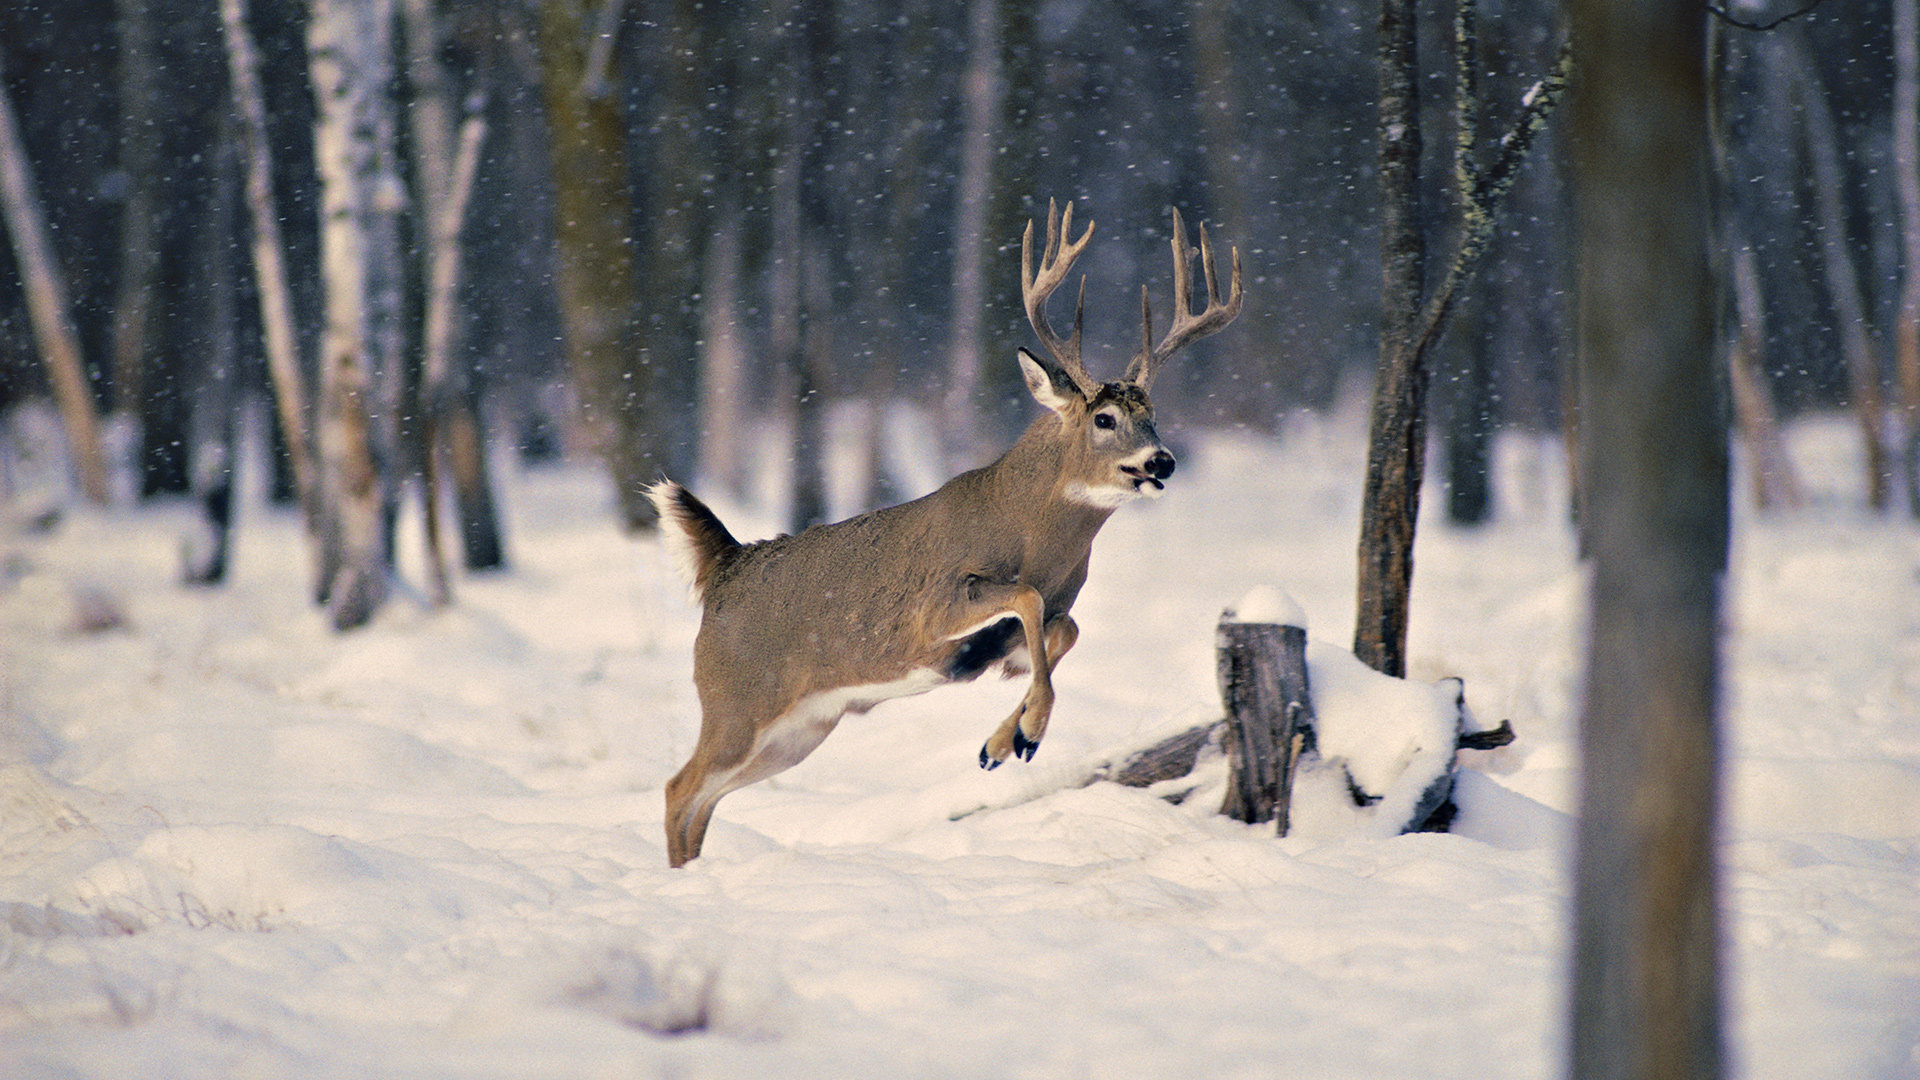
(651, 200, 1242, 866)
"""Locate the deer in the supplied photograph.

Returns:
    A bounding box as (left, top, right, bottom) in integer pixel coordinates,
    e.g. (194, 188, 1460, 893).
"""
(649, 199, 1242, 867)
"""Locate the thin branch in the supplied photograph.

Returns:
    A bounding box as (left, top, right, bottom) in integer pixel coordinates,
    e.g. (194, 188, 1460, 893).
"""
(1416, 37, 1573, 368)
(1454, 0, 1480, 197)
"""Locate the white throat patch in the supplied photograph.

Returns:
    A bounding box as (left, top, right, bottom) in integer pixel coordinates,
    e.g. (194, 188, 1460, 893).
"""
(1064, 480, 1151, 509)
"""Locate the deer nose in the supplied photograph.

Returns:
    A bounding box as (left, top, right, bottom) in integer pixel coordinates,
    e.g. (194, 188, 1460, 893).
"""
(1143, 450, 1176, 480)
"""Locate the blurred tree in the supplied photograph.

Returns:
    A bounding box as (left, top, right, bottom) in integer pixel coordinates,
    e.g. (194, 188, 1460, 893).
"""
(1792, 24, 1891, 511)
(403, 0, 505, 589)
(1569, 1, 1725, 1076)
(221, 0, 317, 523)
(0, 62, 108, 504)
(536, 0, 661, 530)
(1895, 0, 1920, 515)
(308, 0, 397, 629)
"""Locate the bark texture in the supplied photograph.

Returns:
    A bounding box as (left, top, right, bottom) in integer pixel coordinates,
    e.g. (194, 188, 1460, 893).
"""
(1569, 2, 1726, 1078)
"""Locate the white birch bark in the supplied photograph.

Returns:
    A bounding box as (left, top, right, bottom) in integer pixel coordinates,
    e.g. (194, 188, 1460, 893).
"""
(308, 0, 396, 629)
(0, 67, 109, 505)
(220, 0, 318, 523)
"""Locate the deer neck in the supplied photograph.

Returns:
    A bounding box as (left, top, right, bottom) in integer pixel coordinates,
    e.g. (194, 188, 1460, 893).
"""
(983, 415, 1116, 543)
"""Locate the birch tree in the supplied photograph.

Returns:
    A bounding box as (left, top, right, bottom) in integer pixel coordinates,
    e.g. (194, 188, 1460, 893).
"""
(221, 0, 318, 523)
(308, 0, 398, 629)
(0, 61, 109, 505)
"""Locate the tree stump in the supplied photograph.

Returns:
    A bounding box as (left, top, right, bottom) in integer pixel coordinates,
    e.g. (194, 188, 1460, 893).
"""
(1217, 608, 1315, 835)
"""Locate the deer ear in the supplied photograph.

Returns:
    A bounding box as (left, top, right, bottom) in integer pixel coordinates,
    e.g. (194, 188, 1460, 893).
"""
(1018, 348, 1080, 415)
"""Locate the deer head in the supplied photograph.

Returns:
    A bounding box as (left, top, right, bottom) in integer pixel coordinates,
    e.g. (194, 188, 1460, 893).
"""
(1014, 199, 1243, 509)
(653, 200, 1242, 867)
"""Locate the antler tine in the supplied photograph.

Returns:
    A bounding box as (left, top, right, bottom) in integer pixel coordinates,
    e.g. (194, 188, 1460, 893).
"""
(1127, 207, 1245, 389)
(1021, 197, 1097, 393)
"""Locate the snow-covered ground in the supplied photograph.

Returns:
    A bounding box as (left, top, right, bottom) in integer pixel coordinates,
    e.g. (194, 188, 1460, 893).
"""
(2, 404, 1915, 1079)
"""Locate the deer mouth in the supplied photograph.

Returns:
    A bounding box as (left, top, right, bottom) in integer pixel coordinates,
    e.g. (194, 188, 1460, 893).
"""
(1119, 466, 1165, 495)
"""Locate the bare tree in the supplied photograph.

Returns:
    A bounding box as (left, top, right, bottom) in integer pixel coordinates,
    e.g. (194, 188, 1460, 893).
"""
(942, 0, 1003, 471)
(536, 0, 660, 531)
(308, 0, 399, 629)
(109, 0, 160, 442)
(1569, 3, 1726, 1079)
(221, 0, 318, 523)
(0, 61, 109, 505)
(1896, 0, 1920, 515)
(1792, 26, 1890, 510)
(1355, 0, 1570, 676)
(404, 0, 502, 599)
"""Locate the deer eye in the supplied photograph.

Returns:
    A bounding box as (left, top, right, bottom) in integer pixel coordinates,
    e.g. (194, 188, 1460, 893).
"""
(1093, 412, 1117, 430)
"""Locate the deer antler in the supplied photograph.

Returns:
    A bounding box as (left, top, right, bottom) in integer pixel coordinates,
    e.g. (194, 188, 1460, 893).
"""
(1126, 207, 1243, 389)
(1021, 198, 1098, 396)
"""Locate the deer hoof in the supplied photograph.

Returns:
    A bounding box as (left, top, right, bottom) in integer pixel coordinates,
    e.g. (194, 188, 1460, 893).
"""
(979, 743, 1003, 770)
(1013, 727, 1040, 762)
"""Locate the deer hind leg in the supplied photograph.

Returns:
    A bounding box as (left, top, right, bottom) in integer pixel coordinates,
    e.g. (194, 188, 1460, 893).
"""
(665, 700, 845, 868)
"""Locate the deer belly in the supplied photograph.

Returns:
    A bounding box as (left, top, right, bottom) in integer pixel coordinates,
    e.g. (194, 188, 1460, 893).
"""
(943, 617, 1023, 682)
(761, 668, 948, 765)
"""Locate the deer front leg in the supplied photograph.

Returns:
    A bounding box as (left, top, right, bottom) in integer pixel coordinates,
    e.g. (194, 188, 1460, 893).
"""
(984, 613, 1080, 768)
(947, 581, 1057, 770)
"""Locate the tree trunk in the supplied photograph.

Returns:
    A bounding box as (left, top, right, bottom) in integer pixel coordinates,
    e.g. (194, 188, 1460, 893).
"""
(1569, 1, 1726, 1077)
(1353, 0, 1426, 679)
(636, 1, 707, 482)
(183, 128, 242, 586)
(405, 0, 501, 594)
(109, 0, 160, 426)
(1793, 30, 1890, 511)
(536, 0, 659, 530)
(308, 0, 396, 630)
(1726, 243, 1802, 510)
(697, 202, 748, 498)
(1354, 0, 1569, 677)
(1445, 284, 1494, 525)
(1895, 0, 1920, 516)
(942, 0, 1002, 472)
(221, 0, 317, 524)
(0, 67, 110, 505)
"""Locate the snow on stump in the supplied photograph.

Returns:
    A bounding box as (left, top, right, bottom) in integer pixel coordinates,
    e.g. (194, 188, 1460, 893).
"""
(1110, 586, 1516, 838)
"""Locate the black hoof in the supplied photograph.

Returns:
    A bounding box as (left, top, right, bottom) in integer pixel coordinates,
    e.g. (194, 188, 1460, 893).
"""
(979, 743, 1002, 770)
(1012, 727, 1039, 762)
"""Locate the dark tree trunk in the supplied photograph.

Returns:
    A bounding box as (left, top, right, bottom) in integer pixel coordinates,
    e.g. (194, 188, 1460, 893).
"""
(635, 1, 707, 482)
(184, 127, 242, 586)
(1354, 0, 1569, 676)
(1353, 0, 1427, 679)
(1568, 2, 1726, 1078)
(537, 0, 660, 531)
(1445, 286, 1494, 526)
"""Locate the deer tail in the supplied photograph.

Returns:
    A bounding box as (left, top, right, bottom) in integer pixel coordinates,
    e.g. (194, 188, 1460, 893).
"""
(645, 480, 740, 602)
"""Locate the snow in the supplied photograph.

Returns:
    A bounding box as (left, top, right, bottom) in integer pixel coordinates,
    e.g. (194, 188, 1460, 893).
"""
(3, 408, 1917, 1079)
(1223, 584, 1306, 630)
